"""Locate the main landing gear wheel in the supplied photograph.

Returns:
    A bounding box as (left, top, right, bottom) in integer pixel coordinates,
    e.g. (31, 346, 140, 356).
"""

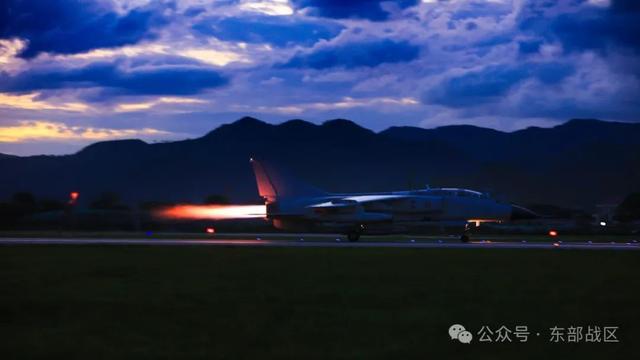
(347, 232, 361, 242)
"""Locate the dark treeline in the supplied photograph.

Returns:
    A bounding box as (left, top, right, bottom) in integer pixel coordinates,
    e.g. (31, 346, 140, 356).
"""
(1, 191, 640, 234)
(0, 191, 266, 232)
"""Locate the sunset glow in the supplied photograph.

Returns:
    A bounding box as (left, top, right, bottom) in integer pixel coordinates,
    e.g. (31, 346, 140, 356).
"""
(157, 204, 266, 220)
(0, 120, 170, 143)
(0, 93, 90, 112)
(1, 0, 637, 156)
(115, 97, 208, 113)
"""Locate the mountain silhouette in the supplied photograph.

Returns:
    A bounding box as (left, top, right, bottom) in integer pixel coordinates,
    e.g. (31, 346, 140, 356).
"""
(1, 117, 638, 209)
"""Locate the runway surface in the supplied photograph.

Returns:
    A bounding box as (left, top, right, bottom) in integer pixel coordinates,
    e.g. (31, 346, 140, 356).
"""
(1, 237, 639, 251)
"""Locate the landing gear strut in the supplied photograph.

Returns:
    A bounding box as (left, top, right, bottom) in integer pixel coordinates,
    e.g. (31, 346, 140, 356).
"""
(460, 223, 471, 243)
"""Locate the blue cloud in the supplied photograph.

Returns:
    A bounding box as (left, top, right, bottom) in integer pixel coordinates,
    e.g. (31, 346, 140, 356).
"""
(184, 7, 206, 17)
(519, 0, 640, 54)
(612, 0, 640, 12)
(290, 0, 419, 21)
(534, 63, 574, 84)
(0, 0, 164, 58)
(450, 0, 513, 20)
(0, 61, 228, 96)
(518, 40, 542, 55)
(424, 63, 575, 107)
(427, 67, 529, 107)
(283, 40, 420, 69)
(193, 16, 344, 47)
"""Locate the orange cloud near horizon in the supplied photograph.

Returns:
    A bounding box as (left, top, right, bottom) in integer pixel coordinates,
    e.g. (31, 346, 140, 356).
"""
(0, 92, 90, 112)
(0, 120, 170, 143)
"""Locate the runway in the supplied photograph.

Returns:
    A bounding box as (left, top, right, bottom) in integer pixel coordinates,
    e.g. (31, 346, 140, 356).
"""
(1, 237, 639, 251)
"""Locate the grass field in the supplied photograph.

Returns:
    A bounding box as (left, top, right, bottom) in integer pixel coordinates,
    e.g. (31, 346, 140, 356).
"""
(1, 245, 639, 359)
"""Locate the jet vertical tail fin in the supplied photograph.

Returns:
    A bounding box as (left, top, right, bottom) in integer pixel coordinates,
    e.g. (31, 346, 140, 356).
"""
(250, 158, 327, 201)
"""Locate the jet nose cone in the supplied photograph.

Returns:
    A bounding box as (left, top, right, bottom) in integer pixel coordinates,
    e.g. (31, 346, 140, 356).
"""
(511, 204, 539, 221)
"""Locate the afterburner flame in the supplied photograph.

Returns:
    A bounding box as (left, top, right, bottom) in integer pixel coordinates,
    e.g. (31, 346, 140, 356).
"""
(157, 204, 266, 220)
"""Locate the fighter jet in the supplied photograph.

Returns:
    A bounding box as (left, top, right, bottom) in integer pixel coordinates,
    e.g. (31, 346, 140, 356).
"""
(250, 158, 537, 242)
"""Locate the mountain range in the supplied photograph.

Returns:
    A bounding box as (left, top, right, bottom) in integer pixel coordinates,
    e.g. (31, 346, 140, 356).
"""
(1, 117, 639, 209)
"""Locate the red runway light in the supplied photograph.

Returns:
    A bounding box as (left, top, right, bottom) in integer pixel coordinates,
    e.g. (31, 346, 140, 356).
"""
(69, 191, 79, 204)
(548, 230, 558, 237)
(205, 227, 215, 234)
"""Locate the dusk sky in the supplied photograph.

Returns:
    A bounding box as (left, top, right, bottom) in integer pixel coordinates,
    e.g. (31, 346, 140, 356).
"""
(1, 0, 639, 155)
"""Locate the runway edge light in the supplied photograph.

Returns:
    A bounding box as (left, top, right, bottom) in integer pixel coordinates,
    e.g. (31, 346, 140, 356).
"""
(69, 191, 79, 205)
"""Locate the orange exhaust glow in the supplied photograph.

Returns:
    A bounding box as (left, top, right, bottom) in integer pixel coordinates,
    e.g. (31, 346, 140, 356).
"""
(157, 204, 266, 220)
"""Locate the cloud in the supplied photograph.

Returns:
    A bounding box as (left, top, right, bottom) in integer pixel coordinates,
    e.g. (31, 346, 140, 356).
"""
(424, 63, 575, 107)
(519, 0, 640, 55)
(518, 40, 543, 55)
(179, 49, 249, 66)
(239, 96, 419, 114)
(0, 61, 228, 97)
(193, 15, 344, 47)
(115, 96, 208, 112)
(54, 42, 249, 67)
(2, 0, 640, 157)
(0, 38, 26, 64)
(0, 92, 90, 112)
(283, 40, 420, 69)
(0, 120, 169, 143)
(0, 0, 166, 58)
(239, 0, 294, 15)
(290, 0, 419, 21)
